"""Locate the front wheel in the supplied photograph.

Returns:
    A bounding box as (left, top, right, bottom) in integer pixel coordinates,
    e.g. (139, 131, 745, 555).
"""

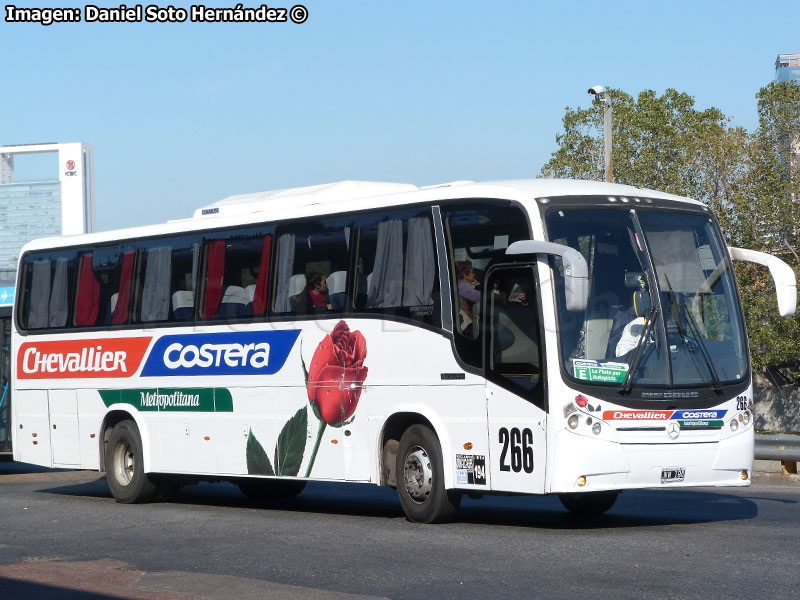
(396, 425, 460, 523)
(105, 420, 157, 503)
(559, 490, 619, 516)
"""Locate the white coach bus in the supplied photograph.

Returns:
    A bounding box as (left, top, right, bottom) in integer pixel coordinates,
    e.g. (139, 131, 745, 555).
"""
(11, 179, 797, 522)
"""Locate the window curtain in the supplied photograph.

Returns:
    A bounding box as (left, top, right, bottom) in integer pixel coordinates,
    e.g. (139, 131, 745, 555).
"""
(253, 234, 272, 315)
(273, 233, 295, 313)
(112, 250, 135, 325)
(48, 258, 69, 328)
(367, 220, 404, 308)
(28, 260, 51, 329)
(202, 240, 226, 318)
(141, 246, 172, 322)
(75, 254, 100, 326)
(402, 216, 435, 306)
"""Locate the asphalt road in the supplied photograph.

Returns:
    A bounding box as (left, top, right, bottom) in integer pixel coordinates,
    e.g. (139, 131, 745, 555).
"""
(1, 461, 799, 600)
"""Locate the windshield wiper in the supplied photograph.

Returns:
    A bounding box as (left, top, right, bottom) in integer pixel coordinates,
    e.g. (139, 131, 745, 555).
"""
(619, 305, 658, 395)
(663, 275, 723, 392)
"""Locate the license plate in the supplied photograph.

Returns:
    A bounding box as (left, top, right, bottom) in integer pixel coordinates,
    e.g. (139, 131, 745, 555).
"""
(661, 467, 685, 483)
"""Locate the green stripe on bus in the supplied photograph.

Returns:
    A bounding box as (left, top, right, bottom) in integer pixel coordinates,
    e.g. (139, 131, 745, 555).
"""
(99, 388, 233, 412)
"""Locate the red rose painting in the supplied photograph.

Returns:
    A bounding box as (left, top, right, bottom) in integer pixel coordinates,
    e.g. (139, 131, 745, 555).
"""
(307, 320, 368, 425)
(303, 320, 368, 477)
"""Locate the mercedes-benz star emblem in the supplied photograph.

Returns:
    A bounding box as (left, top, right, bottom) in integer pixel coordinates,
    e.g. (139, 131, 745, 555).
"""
(667, 422, 681, 440)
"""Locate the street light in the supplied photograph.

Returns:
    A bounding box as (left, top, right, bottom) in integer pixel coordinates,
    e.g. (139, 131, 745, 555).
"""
(588, 85, 613, 183)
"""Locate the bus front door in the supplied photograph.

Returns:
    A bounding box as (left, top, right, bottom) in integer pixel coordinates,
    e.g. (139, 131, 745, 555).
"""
(484, 266, 547, 494)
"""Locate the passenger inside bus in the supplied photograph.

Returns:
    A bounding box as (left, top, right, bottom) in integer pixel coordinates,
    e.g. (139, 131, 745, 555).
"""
(292, 272, 332, 313)
(456, 260, 480, 337)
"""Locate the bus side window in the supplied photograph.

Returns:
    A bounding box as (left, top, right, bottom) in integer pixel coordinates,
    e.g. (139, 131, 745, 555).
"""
(198, 229, 271, 321)
(73, 245, 136, 328)
(19, 251, 76, 330)
(485, 267, 543, 404)
(353, 208, 439, 325)
(273, 218, 352, 316)
(132, 235, 200, 325)
(442, 203, 531, 369)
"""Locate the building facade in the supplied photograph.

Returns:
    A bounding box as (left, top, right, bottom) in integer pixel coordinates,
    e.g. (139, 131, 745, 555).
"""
(0, 143, 95, 286)
(775, 53, 800, 84)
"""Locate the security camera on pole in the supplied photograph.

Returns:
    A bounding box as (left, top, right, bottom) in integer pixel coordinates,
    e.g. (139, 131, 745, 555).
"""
(588, 85, 613, 183)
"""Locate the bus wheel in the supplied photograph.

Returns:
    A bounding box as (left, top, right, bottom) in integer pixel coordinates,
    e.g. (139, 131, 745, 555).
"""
(396, 425, 460, 523)
(558, 491, 619, 516)
(105, 420, 157, 504)
(237, 478, 307, 501)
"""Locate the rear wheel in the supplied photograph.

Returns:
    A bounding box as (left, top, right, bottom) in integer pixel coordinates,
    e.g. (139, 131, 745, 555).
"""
(396, 425, 460, 523)
(105, 420, 157, 503)
(237, 478, 306, 501)
(558, 491, 619, 516)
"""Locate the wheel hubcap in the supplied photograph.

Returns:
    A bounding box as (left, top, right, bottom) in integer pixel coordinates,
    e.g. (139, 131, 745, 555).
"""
(112, 441, 135, 487)
(403, 446, 433, 503)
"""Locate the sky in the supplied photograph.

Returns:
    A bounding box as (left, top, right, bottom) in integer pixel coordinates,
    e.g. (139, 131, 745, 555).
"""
(1, 0, 798, 231)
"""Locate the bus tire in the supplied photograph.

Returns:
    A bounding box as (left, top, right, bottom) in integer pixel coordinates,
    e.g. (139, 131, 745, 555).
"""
(237, 478, 306, 501)
(558, 490, 619, 516)
(105, 420, 157, 504)
(396, 425, 460, 523)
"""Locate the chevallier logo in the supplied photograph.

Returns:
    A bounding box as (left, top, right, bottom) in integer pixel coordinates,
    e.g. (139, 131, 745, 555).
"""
(17, 337, 152, 379)
(602, 410, 674, 420)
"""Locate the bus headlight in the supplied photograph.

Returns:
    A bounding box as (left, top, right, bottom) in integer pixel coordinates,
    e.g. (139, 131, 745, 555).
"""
(568, 415, 579, 429)
(742, 411, 751, 426)
(729, 419, 739, 432)
(592, 422, 602, 435)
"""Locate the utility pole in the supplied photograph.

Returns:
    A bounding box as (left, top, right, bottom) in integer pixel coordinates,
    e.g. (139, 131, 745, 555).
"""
(588, 86, 613, 182)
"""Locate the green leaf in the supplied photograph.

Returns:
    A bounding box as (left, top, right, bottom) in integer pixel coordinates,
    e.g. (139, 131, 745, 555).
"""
(596, 404, 601, 413)
(274, 406, 308, 476)
(587, 404, 595, 412)
(246, 428, 274, 476)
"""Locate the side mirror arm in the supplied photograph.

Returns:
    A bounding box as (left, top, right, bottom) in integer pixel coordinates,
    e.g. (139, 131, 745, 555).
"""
(729, 247, 797, 317)
(506, 240, 588, 311)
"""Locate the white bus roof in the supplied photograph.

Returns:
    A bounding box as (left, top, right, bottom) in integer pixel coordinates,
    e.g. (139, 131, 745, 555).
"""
(19, 178, 703, 253)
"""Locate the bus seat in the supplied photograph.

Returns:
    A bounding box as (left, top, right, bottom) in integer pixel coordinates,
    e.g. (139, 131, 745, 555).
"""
(584, 291, 619, 360)
(288, 274, 307, 312)
(172, 290, 195, 321)
(218, 285, 249, 318)
(328, 270, 347, 310)
(243, 284, 257, 314)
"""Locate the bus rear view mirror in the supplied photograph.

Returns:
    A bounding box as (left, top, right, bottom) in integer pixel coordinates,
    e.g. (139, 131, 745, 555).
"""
(505, 240, 588, 312)
(729, 247, 797, 317)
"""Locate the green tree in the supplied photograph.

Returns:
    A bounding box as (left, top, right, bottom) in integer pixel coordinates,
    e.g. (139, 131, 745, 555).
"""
(730, 81, 800, 374)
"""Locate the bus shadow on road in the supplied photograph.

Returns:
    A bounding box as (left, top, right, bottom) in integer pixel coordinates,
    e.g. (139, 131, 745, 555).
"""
(0, 577, 120, 600)
(35, 478, 766, 528)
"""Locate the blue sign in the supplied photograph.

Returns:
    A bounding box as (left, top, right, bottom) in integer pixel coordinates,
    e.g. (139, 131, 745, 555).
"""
(0, 287, 14, 306)
(671, 410, 727, 420)
(141, 330, 301, 377)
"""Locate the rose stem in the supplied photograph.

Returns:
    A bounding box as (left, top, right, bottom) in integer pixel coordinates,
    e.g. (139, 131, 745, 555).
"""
(304, 419, 327, 478)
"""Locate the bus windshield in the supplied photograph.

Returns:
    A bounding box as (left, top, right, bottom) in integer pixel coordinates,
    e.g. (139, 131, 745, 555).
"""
(546, 206, 747, 390)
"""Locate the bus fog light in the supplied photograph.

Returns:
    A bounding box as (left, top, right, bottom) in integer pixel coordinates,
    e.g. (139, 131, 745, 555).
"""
(738, 414, 743, 422)
(568, 415, 579, 429)
(741, 470, 749, 481)
(576, 476, 587, 487)
(742, 411, 751, 426)
(729, 419, 739, 432)
(592, 422, 602, 435)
